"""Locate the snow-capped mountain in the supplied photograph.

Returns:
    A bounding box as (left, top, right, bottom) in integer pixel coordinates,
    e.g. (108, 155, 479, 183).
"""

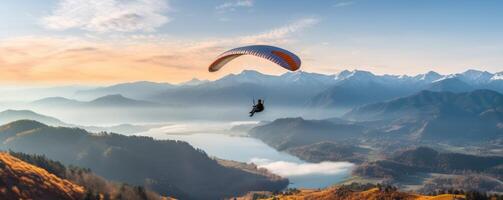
(280, 71, 336, 85)
(333, 70, 376, 83)
(492, 72, 503, 81)
(214, 70, 279, 86)
(413, 71, 443, 82)
(72, 69, 502, 109)
(455, 69, 495, 85)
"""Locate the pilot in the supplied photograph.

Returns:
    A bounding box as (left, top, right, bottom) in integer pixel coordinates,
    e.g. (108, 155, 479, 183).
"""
(249, 99, 265, 117)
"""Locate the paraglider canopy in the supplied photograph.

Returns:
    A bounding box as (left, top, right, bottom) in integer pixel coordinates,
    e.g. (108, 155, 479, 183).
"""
(208, 45, 301, 72)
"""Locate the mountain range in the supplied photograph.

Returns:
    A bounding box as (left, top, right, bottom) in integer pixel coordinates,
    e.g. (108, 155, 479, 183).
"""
(14, 69, 501, 123)
(75, 81, 174, 101)
(0, 109, 68, 126)
(68, 69, 502, 110)
(251, 89, 503, 145)
(247, 89, 503, 166)
(0, 109, 162, 135)
(345, 89, 503, 141)
(32, 94, 159, 108)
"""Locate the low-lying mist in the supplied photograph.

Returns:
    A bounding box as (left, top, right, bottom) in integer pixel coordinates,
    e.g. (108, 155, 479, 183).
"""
(251, 158, 355, 177)
(7, 104, 344, 126)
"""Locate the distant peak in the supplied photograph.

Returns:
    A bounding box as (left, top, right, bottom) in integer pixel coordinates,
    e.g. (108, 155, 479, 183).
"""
(425, 71, 441, 76)
(280, 70, 326, 78)
(39, 96, 72, 100)
(102, 94, 124, 98)
(339, 69, 373, 76)
(337, 69, 351, 75)
(92, 94, 128, 101)
(457, 69, 494, 84)
(335, 69, 375, 81)
(413, 71, 443, 82)
(463, 69, 485, 74)
(1, 119, 48, 129)
(239, 70, 264, 75)
(461, 69, 494, 77)
(181, 78, 209, 86)
(1, 109, 35, 114)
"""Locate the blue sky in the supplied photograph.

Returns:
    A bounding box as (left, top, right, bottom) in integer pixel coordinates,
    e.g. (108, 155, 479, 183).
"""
(0, 0, 502, 84)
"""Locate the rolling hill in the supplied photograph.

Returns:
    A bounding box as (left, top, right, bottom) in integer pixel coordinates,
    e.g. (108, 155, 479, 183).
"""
(31, 96, 83, 107)
(249, 117, 366, 150)
(87, 94, 158, 107)
(354, 147, 503, 193)
(7, 151, 167, 200)
(75, 81, 174, 100)
(0, 109, 159, 135)
(0, 120, 288, 200)
(344, 90, 503, 141)
(0, 109, 68, 126)
(32, 94, 159, 108)
(345, 89, 503, 121)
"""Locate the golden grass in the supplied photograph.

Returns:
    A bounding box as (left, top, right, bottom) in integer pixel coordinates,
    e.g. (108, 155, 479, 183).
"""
(416, 194, 465, 200)
(258, 187, 464, 200)
(0, 152, 85, 200)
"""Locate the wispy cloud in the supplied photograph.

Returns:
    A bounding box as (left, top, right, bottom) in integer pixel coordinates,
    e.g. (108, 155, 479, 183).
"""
(334, 0, 355, 8)
(216, 0, 254, 12)
(42, 0, 170, 32)
(239, 17, 320, 44)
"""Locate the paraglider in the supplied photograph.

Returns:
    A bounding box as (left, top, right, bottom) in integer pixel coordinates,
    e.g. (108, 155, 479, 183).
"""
(208, 45, 301, 72)
(208, 45, 301, 117)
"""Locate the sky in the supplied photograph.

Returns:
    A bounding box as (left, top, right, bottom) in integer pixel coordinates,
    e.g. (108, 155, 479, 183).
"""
(0, 0, 502, 85)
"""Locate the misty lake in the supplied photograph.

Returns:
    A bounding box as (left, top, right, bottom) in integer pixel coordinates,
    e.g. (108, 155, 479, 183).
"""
(138, 123, 354, 189)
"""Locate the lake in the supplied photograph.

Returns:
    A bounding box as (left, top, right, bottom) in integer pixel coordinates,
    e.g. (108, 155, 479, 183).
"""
(138, 123, 354, 188)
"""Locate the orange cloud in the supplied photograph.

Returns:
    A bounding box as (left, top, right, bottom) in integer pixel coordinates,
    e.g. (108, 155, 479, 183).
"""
(0, 36, 288, 85)
(0, 18, 318, 85)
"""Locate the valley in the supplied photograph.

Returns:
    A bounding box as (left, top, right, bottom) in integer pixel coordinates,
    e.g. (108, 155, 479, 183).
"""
(0, 69, 501, 199)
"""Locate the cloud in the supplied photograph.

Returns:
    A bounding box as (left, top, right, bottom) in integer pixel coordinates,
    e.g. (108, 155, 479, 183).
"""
(251, 158, 354, 177)
(216, 0, 253, 11)
(0, 17, 318, 84)
(334, 1, 355, 8)
(63, 47, 98, 52)
(42, 0, 170, 32)
(238, 17, 320, 44)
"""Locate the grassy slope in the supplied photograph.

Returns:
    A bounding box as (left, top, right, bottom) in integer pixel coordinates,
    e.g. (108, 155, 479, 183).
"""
(0, 152, 85, 200)
(257, 187, 464, 200)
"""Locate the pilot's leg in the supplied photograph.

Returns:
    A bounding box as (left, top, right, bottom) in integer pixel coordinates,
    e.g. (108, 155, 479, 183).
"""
(249, 106, 256, 114)
(249, 108, 256, 117)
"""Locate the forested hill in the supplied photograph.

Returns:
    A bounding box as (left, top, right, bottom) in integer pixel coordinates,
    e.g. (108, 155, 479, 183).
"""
(0, 120, 288, 200)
